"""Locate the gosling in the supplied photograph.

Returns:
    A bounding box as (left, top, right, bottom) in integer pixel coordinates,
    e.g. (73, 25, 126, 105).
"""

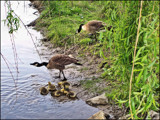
(40, 87, 49, 95)
(48, 82, 56, 91)
(51, 90, 63, 97)
(30, 54, 82, 81)
(66, 91, 77, 99)
(58, 81, 70, 91)
(60, 89, 77, 99)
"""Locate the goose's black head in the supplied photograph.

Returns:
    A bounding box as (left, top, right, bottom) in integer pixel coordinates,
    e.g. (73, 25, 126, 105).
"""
(30, 62, 48, 67)
(30, 62, 39, 66)
(76, 24, 84, 34)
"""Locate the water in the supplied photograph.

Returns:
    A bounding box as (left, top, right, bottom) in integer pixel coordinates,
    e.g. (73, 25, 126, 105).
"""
(1, 1, 99, 119)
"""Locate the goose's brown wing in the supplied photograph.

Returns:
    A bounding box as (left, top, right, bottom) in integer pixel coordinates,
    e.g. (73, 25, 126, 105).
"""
(88, 20, 105, 27)
(50, 54, 78, 66)
(87, 20, 106, 32)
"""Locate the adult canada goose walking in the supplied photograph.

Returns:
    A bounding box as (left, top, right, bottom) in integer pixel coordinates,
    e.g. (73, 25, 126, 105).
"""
(30, 54, 82, 81)
(76, 20, 113, 40)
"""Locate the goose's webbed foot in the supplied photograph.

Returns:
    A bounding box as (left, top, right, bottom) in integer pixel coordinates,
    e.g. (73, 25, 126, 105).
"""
(53, 76, 61, 79)
(62, 77, 67, 81)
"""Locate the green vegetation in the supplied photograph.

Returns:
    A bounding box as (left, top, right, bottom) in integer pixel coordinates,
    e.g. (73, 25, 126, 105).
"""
(35, 1, 113, 46)
(80, 77, 108, 94)
(3, 2, 20, 34)
(35, 1, 159, 119)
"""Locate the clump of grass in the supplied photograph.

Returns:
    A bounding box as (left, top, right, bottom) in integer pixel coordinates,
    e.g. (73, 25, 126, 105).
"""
(97, 1, 159, 119)
(79, 38, 92, 45)
(80, 78, 106, 94)
(36, 1, 105, 47)
(79, 67, 89, 72)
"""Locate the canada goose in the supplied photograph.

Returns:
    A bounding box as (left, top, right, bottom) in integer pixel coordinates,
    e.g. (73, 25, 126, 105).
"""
(76, 20, 113, 40)
(30, 54, 82, 81)
(40, 87, 49, 95)
(58, 81, 64, 88)
(60, 89, 77, 99)
(53, 90, 63, 97)
(58, 81, 71, 91)
(50, 90, 63, 97)
(63, 84, 70, 91)
(66, 91, 77, 99)
(48, 82, 56, 91)
(60, 88, 69, 95)
(50, 91, 56, 97)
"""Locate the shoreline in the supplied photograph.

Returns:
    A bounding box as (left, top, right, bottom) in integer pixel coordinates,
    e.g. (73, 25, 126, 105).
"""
(28, 1, 125, 119)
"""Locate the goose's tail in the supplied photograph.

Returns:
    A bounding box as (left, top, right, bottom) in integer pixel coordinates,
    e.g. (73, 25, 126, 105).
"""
(107, 26, 112, 30)
(101, 23, 113, 32)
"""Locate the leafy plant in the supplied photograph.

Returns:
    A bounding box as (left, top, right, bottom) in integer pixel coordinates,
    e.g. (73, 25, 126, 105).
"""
(98, 1, 159, 119)
(3, 1, 20, 34)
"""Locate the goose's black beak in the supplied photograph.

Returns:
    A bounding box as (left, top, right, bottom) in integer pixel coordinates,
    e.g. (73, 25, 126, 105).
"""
(30, 63, 35, 65)
(30, 62, 38, 66)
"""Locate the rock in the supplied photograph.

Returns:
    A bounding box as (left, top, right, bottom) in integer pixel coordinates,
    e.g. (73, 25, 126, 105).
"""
(72, 81, 81, 87)
(56, 47, 61, 51)
(119, 114, 130, 119)
(88, 111, 106, 119)
(86, 93, 108, 106)
(148, 110, 159, 120)
(41, 38, 49, 42)
(29, 0, 43, 12)
(30, 1, 42, 8)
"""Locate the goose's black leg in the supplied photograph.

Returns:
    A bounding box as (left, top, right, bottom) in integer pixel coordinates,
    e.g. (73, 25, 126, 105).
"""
(61, 70, 67, 81)
(88, 33, 95, 45)
(88, 33, 93, 38)
(58, 70, 61, 78)
(53, 70, 61, 79)
(95, 34, 97, 41)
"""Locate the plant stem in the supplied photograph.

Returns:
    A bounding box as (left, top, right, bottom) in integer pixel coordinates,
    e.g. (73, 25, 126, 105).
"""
(129, 1, 143, 119)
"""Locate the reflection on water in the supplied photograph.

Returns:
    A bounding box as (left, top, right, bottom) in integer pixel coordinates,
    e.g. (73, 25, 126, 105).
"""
(1, 1, 99, 119)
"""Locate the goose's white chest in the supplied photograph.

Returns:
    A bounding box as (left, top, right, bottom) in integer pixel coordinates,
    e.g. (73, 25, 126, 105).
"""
(82, 25, 87, 31)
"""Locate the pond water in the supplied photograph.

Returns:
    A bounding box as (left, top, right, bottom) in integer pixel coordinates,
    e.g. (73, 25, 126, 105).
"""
(1, 1, 99, 119)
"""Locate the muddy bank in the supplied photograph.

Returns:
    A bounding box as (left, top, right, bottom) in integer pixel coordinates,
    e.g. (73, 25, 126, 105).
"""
(34, 40, 125, 119)
(28, 2, 125, 119)
(27, 1, 160, 119)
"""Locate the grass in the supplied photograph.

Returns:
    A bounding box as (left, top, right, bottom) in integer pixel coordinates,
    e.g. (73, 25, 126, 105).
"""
(35, 1, 159, 119)
(80, 77, 107, 94)
(79, 67, 89, 72)
(35, 1, 109, 47)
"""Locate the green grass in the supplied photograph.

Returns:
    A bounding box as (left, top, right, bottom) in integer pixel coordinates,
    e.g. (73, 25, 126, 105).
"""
(80, 78, 106, 94)
(36, 1, 159, 119)
(79, 67, 89, 72)
(36, 1, 107, 47)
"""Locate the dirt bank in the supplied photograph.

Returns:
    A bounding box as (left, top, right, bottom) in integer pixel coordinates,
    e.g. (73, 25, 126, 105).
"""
(28, 2, 125, 119)
(34, 40, 125, 119)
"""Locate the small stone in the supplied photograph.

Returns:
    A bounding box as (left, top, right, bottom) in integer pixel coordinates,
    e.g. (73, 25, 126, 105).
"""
(88, 111, 106, 119)
(86, 93, 108, 106)
(119, 114, 130, 119)
(148, 110, 159, 120)
(56, 47, 61, 51)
